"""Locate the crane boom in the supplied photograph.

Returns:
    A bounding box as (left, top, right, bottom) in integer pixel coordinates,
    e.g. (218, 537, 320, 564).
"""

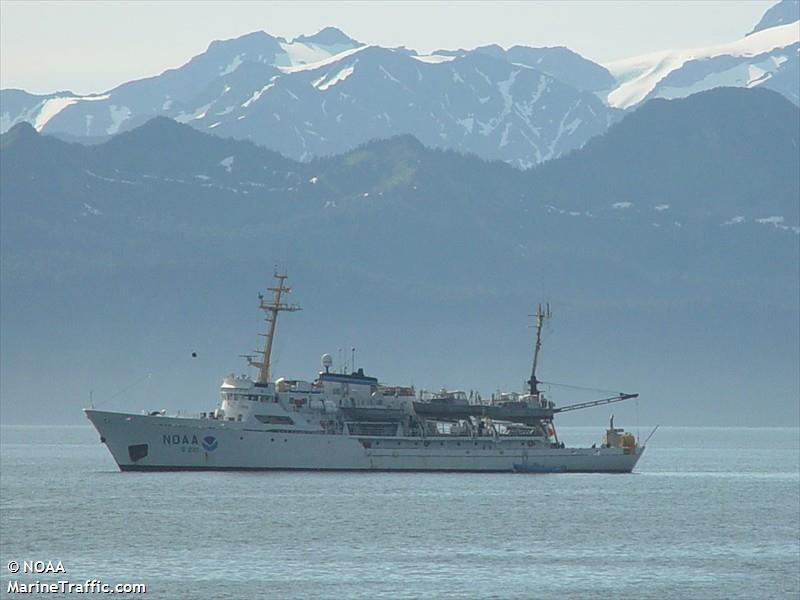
(553, 393, 639, 414)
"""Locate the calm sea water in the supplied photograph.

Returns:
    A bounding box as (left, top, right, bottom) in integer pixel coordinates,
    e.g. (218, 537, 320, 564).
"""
(0, 425, 798, 599)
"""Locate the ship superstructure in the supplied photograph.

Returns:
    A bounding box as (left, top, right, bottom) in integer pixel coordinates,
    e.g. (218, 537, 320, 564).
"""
(85, 273, 647, 473)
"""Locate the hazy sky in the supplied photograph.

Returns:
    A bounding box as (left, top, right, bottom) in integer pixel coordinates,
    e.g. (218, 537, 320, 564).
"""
(0, 0, 776, 95)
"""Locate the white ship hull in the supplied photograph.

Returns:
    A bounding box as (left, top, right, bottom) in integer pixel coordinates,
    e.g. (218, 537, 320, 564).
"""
(85, 410, 644, 473)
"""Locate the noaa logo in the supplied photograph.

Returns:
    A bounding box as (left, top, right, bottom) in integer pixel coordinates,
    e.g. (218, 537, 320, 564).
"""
(201, 436, 218, 452)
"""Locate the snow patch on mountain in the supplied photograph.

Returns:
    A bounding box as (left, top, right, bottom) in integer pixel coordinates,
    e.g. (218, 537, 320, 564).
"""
(279, 45, 369, 74)
(497, 71, 519, 119)
(723, 216, 746, 225)
(499, 121, 512, 147)
(412, 54, 456, 64)
(457, 117, 474, 134)
(220, 54, 243, 76)
(106, 105, 132, 134)
(242, 82, 276, 107)
(34, 98, 80, 130)
(0, 112, 14, 131)
(379, 65, 401, 85)
(175, 102, 213, 123)
(545, 101, 582, 160)
(755, 215, 799, 233)
(604, 21, 799, 108)
(33, 94, 110, 131)
(316, 64, 356, 91)
(219, 156, 234, 172)
(82, 203, 102, 216)
(277, 40, 357, 68)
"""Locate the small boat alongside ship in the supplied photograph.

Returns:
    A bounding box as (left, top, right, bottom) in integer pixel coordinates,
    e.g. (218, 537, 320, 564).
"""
(85, 273, 647, 473)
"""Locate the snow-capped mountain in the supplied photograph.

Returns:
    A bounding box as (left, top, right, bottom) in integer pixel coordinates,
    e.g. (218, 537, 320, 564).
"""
(1, 2, 798, 166)
(0, 29, 614, 168)
(603, 12, 799, 108)
(0, 28, 362, 137)
(171, 45, 615, 167)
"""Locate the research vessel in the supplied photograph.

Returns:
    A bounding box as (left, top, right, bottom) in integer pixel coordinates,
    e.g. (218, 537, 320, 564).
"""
(85, 273, 647, 473)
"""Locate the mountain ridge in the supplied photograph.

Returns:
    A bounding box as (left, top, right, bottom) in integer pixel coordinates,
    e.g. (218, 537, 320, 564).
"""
(0, 34, 617, 169)
(2, 2, 798, 166)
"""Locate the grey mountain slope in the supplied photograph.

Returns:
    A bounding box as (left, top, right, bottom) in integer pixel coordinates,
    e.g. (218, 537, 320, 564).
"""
(536, 86, 800, 223)
(1, 88, 797, 427)
(749, 0, 800, 35)
(440, 44, 615, 92)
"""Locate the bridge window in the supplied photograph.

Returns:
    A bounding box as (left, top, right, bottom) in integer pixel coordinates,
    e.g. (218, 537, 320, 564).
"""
(255, 415, 294, 425)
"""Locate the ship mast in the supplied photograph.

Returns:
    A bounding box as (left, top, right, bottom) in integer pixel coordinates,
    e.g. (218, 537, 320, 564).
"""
(250, 272, 301, 385)
(528, 303, 551, 396)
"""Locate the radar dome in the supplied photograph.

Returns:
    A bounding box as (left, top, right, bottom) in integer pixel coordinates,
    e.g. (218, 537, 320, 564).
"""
(321, 354, 333, 371)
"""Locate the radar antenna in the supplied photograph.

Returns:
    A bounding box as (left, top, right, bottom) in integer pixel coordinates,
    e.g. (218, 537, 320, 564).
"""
(528, 303, 551, 397)
(249, 272, 301, 384)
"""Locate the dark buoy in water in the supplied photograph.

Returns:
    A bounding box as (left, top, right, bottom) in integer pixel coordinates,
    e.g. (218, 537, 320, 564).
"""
(191, 352, 197, 358)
